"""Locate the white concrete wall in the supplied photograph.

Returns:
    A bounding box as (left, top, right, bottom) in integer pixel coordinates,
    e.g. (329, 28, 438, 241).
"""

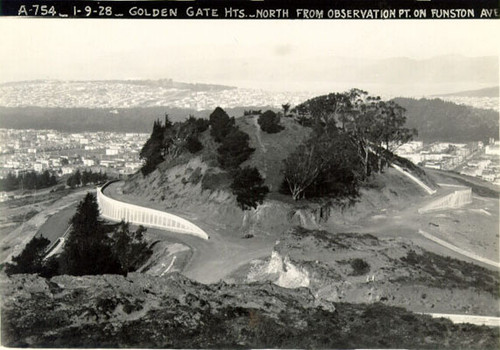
(97, 184, 208, 240)
(418, 188, 472, 213)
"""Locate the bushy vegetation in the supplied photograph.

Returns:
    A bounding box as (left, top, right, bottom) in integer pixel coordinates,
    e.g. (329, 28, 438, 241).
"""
(281, 130, 362, 200)
(66, 169, 108, 188)
(59, 193, 152, 276)
(258, 110, 284, 134)
(208, 107, 267, 209)
(399, 250, 500, 297)
(350, 258, 370, 276)
(4, 193, 152, 277)
(3, 236, 58, 278)
(230, 166, 269, 210)
(209, 107, 235, 143)
(109, 222, 151, 274)
(140, 118, 167, 176)
(185, 134, 203, 153)
(58, 193, 121, 275)
(243, 109, 262, 116)
(140, 115, 209, 176)
(216, 129, 255, 170)
(4, 285, 498, 349)
(0, 170, 57, 192)
(138, 107, 265, 209)
(282, 89, 417, 201)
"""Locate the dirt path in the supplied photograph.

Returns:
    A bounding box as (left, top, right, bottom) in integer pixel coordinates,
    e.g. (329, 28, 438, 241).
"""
(253, 115, 267, 153)
(418, 229, 500, 268)
(424, 313, 500, 327)
(143, 226, 274, 284)
(104, 181, 276, 284)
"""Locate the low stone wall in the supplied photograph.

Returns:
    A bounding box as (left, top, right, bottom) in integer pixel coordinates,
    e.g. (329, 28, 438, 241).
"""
(418, 188, 472, 214)
(97, 183, 208, 240)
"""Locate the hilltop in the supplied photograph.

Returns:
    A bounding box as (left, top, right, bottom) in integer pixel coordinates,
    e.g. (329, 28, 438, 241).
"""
(393, 97, 499, 142)
(120, 113, 436, 239)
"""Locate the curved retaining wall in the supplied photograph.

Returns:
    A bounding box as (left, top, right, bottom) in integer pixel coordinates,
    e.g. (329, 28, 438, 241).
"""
(418, 188, 472, 214)
(97, 182, 208, 240)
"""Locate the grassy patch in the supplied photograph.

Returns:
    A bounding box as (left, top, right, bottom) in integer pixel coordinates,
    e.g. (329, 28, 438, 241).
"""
(8, 210, 39, 223)
(201, 171, 231, 192)
(397, 250, 500, 296)
(187, 167, 203, 185)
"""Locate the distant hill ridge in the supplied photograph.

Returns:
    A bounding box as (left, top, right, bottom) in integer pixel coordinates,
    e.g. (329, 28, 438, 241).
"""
(0, 79, 236, 91)
(1, 96, 498, 143)
(393, 97, 499, 143)
(433, 86, 499, 98)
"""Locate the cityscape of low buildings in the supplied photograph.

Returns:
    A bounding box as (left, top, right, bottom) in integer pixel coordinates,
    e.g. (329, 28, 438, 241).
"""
(0, 129, 149, 180)
(2, 125, 498, 192)
(395, 139, 500, 186)
(437, 96, 499, 112)
(0, 81, 316, 111)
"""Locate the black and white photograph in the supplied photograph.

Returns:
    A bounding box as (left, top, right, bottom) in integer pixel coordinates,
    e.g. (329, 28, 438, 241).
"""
(0, 2, 499, 348)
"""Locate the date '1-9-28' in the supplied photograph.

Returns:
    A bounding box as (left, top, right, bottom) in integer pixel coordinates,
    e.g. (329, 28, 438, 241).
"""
(17, 5, 116, 17)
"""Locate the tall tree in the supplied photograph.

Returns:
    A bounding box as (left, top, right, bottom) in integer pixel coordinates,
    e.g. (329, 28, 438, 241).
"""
(281, 141, 324, 201)
(110, 222, 151, 274)
(59, 193, 120, 275)
(281, 127, 364, 201)
(0, 172, 19, 191)
(209, 107, 235, 142)
(230, 167, 269, 210)
(282, 103, 291, 118)
(140, 118, 167, 176)
(292, 91, 357, 135)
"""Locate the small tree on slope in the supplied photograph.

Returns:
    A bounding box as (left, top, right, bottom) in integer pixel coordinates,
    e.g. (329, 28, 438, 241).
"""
(231, 166, 269, 210)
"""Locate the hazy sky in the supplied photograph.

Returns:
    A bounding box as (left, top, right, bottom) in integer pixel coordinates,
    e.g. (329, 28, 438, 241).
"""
(1, 19, 499, 92)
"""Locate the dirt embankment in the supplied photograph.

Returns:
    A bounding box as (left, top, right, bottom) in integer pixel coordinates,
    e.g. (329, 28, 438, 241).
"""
(120, 153, 434, 241)
(2, 272, 498, 349)
(114, 155, 440, 282)
(241, 227, 500, 316)
(119, 114, 437, 240)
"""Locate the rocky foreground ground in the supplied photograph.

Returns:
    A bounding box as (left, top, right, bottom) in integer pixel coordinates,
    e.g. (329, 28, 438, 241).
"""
(1, 271, 499, 348)
(241, 228, 500, 316)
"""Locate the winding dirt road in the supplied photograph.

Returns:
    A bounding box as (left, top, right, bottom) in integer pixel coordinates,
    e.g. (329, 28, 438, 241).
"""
(104, 181, 276, 284)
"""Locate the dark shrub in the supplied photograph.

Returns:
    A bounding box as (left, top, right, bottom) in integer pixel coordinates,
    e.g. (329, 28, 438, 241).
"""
(258, 110, 284, 134)
(185, 135, 203, 153)
(4, 235, 58, 278)
(230, 166, 269, 210)
(350, 258, 370, 276)
(209, 107, 235, 142)
(217, 129, 255, 170)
